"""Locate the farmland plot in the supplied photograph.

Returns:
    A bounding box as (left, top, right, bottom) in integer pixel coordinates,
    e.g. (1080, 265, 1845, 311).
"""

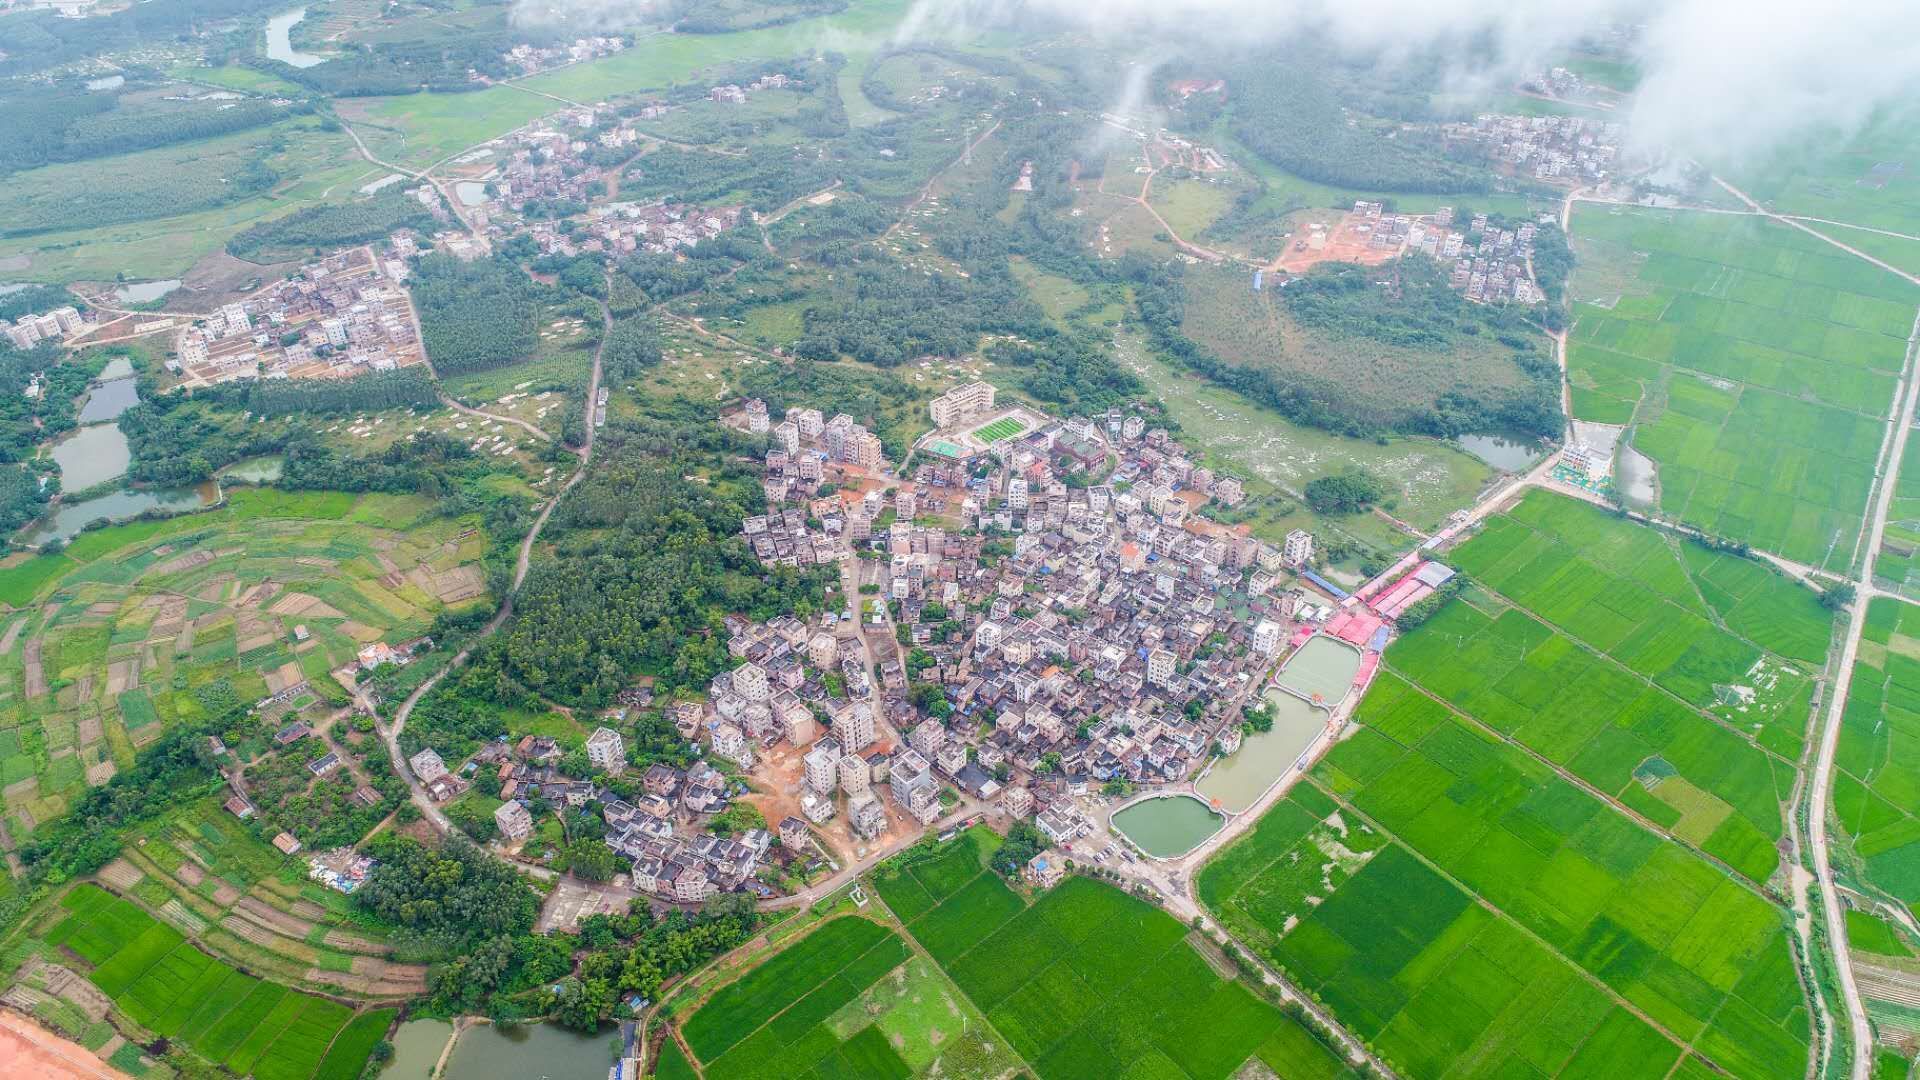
(1200, 676, 1810, 1080)
(1566, 205, 1919, 566)
(1835, 598, 1920, 919)
(1425, 491, 1831, 881)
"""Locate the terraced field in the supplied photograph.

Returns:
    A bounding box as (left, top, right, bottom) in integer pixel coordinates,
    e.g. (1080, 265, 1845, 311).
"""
(1566, 205, 1919, 566)
(41, 883, 395, 1080)
(108, 795, 425, 1000)
(1199, 491, 1821, 1080)
(0, 490, 489, 851)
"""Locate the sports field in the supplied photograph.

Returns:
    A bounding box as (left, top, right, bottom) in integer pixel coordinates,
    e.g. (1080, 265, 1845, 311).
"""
(42, 883, 394, 1080)
(1566, 206, 1919, 566)
(0, 490, 488, 844)
(1200, 492, 1817, 1080)
(1834, 598, 1920, 919)
(970, 417, 1029, 444)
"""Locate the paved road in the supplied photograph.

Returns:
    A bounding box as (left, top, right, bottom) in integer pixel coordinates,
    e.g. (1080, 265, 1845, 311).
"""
(377, 288, 611, 835)
(1807, 307, 1920, 1080)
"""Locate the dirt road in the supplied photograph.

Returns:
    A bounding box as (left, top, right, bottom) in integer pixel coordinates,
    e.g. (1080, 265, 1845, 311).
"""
(0, 1013, 128, 1080)
(378, 287, 610, 834)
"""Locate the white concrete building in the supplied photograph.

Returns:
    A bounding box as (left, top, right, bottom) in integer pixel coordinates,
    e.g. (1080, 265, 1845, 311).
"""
(1147, 648, 1176, 687)
(1283, 529, 1314, 568)
(586, 726, 626, 775)
(804, 737, 842, 794)
(408, 748, 448, 783)
(1252, 620, 1282, 657)
(929, 380, 997, 427)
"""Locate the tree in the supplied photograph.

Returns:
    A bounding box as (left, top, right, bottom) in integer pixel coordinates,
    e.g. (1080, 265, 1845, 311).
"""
(564, 839, 620, 882)
(990, 821, 1046, 877)
(707, 803, 766, 837)
(1820, 581, 1856, 612)
(1304, 470, 1388, 515)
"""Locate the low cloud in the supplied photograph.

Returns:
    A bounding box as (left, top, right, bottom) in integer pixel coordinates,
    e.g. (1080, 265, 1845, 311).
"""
(891, 0, 1920, 166)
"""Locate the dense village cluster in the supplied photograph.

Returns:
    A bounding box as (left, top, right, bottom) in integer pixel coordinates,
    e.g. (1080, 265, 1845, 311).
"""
(706, 384, 1333, 868)
(167, 245, 427, 387)
(1347, 201, 1550, 304)
(1439, 113, 1624, 185)
(455, 115, 746, 259)
(497, 35, 626, 78)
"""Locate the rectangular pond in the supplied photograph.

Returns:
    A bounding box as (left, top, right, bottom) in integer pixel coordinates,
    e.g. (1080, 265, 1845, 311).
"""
(1196, 691, 1328, 814)
(1110, 793, 1224, 859)
(1274, 635, 1364, 708)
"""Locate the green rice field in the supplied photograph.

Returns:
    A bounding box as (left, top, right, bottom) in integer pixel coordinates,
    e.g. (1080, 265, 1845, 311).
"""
(1566, 205, 1919, 567)
(675, 828, 1353, 1080)
(1200, 495, 1817, 1079)
(1834, 598, 1920, 920)
(43, 883, 394, 1079)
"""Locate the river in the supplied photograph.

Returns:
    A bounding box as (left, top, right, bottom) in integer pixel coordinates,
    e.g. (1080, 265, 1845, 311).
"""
(265, 8, 327, 68)
(1110, 794, 1223, 858)
(1196, 691, 1328, 814)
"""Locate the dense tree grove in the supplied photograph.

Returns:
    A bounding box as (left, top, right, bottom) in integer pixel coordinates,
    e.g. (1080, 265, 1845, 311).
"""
(601, 319, 664, 382)
(1531, 222, 1576, 306)
(244, 34, 517, 97)
(227, 195, 437, 262)
(480, 431, 828, 705)
(356, 833, 541, 946)
(1225, 64, 1493, 194)
(0, 342, 87, 465)
(0, 84, 295, 175)
(1304, 469, 1388, 515)
(1129, 256, 1562, 439)
(279, 433, 486, 497)
(794, 258, 1044, 367)
(247, 366, 441, 416)
(412, 254, 543, 374)
(0, 284, 79, 325)
(118, 393, 294, 486)
(623, 145, 839, 214)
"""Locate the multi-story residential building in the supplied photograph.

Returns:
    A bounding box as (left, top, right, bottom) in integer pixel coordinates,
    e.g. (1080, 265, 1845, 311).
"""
(710, 722, 755, 769)
(1283, 529, 1314, 568)
(1147, 648, 1176, 687)
(804, 736, 842, 794)
(837, 702, 876, 751)
(495, 801, 534, 841)
(838, 752, 872, 796)
(732, 661, 771, 703)
(849, 793, 887, 839)
(586, 726, 626, 775)
(1252, 620, 1282, 657)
